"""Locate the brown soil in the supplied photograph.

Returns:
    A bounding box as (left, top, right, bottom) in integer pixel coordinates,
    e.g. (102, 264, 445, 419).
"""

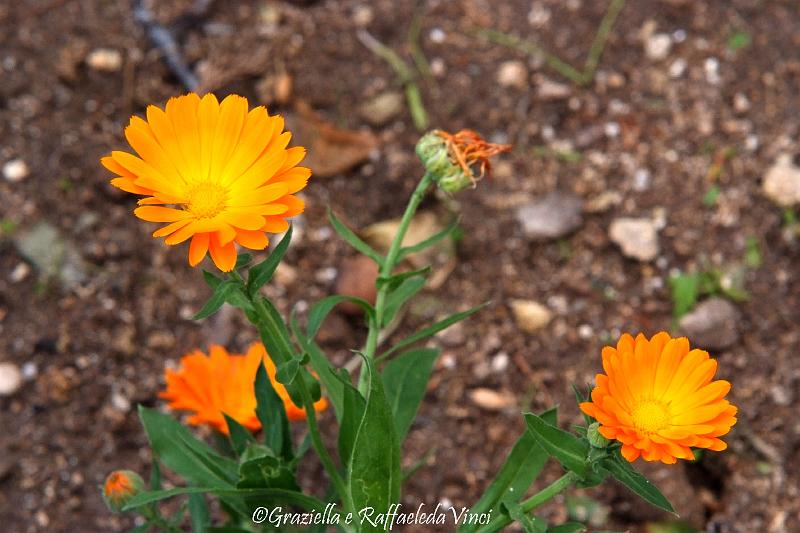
(1, 1, 799, 532)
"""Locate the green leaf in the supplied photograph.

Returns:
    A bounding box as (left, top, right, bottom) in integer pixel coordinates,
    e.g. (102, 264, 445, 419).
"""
(382, 275, 426, 326)
(501, 500, 546, 533)
(254, 362, 292, 460)
(149, 459, 162, 490)
(347, 355, 401, 531)
(524, 412, 589, 477)
(202, 270, 224, 290)
(306, 295, 374, 339)
(379, 303, 488, 360)
(223, 414, 255, 457)
(193, 281, 239, 320)
(138, 406, 238, 488)
(124, 486, 327, 513)
(328, 208, 384, 265)
(600, 452, 675, 514)
(275, 359, 300, 386)
(397, 218, 459, 260)
(382, 348, 439, 441)
(337, 369, 366, 470)
(460, 409, 556, 533)
(234, 253, 253, 270)
(188, 493, 210, 533)
(376, 266, 432, 291)
(237, 446, 298, 490)
(547, 523, 586, 533)
(669, 272, 700, 320)
(291, 315, 345, 419)
(246, 226, 292, 295)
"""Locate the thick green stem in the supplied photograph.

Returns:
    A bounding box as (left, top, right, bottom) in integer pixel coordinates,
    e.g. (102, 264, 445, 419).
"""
(359, 172, 433, 391)
(474, 472, 579, 533)
(232, 272, 354, 518)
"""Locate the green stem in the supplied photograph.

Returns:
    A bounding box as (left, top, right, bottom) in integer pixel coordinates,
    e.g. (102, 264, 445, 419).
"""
(359, 172, 433, 391)
(474, 472, 579, 533)
(231, 272, 354, 518)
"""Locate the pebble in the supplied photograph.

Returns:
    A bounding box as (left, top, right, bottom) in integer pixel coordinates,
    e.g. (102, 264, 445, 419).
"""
(762, 154, 800, 207)
(679, 297, 740, 350)
(510, 299, 552, 333)
(85, 48, 123, 72)
(359, 91, 404, 126)
(536, 76, 571, 100)
(609, 217, 660, 261)
(704, 57, 720, 84)
(352, 5, 373, 27)
(110, 391, 131, 412)
(491, 352, 509, 373)
(496, 61, 528, 89)
(645, 33, 672, 61)
(0, 362, 22, 396)
(9, 262, 30, 283)
(436, 322, 466, 347)
(668, 58, 687, 78)
(2, 158, 29, 182)
(334, 255, 378, 314)
(14, 222, 88, 289)
(468, 388, 516, 411)
(515, 191, 583, 240)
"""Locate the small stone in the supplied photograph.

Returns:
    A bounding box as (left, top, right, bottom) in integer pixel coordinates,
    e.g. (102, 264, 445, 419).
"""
(679, 297, 740, 350)
(762, 154, 800, 207)
(491, 352, 509, 373)
(274, 263, 298, 286)
(0, 362, 22, 396)
(510, 300, 552, 333)
(770, 385, 791, 407)
(111, 391, 131, 412)
(352, 4, 373, 27)
(14, 222, 87, 289)
(436, 322, 465, 347)
(335, 256, 379, 315)
(704, 57, 720, 84)
(645, 33, 672, 61)
(497, 61, 527, 89)
(668, 58, 687, 78)
(516, 191, 583, 240)
(468, 388, 516, 411)
(536, 77, 571, 100)
(3, 158, 29, 182)
(86, 48, 123, 72)
(9, 262, 30, 283)
(609, 217, 659, 261)
(359, 91, 404, 126)
(585, 191, 622, 213)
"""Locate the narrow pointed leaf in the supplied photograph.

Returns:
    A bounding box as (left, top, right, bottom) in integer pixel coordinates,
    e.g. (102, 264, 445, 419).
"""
(382, 347, 439, 441)
(307, 295, 374, 340)
(347, 355, 401, 531)
(188, 493, 210, 533)
(247, 226, 292, 295)
(291, 314, 344, 419)
(193, 281, 237, 320)
(336, 369, 366, 470)
(254, 363, 292, 460)
(222, 414, 255, 457)
(524, 412, 589, 476)
(328, 208, 384, 265)
(397, 218, 459, 260)
(379, 303, 488, 359)
(600, 452, 675, 514)
(382, 275, 426, 326)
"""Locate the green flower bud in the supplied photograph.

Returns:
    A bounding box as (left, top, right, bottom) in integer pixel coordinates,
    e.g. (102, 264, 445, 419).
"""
(416, 131, 474, 194)
(102, 470, 144, 513)
(587, 422, 610, 449)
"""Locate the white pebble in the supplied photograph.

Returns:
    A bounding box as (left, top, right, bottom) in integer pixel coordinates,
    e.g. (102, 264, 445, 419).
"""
(9, 262, 30, 283)
(645, 33, 672, 61)
(86, 48, 123, 72)
(668, 58, 687, 78)
(3, 159, 29, 182)
(429, 28, 446, 44)
(0, 363, 23, 396)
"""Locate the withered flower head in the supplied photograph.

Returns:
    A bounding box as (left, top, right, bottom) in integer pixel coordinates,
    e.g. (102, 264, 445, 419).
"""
(416, 129, 511, 193)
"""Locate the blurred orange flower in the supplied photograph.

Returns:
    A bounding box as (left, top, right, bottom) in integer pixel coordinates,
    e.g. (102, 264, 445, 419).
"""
(102, 93, 309, 271)
(102, 470, 144, 512)
(160, 343, 326, 435)
(580, 332, 737, 464)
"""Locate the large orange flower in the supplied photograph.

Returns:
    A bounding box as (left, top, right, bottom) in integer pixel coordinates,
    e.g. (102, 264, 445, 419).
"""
(160, 343, 327, 435)
(580, 332, 737, 464)
(101, 93, 309, 271)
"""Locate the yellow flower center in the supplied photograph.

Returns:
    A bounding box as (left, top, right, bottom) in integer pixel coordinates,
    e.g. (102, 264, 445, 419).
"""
(631, 400, 671, 434)
(187, 183, 227, 219)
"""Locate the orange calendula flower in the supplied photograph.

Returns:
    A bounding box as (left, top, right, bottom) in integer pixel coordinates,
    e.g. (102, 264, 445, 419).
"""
(102, 470, 144, 512)
(159, 343, 327, 435)
(416, 129, 511, 193)
(580, 332, 738, 465)
(101, 93, 309, 272)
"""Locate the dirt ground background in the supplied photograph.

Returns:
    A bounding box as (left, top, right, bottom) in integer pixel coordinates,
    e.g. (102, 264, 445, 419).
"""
(1, 0, 799, 532)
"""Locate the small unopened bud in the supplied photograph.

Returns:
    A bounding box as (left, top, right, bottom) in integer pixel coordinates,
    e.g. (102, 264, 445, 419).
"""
(416, 129, 511, 194)
(102, 470, 144, 512)
(587, 422, 610, 448)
